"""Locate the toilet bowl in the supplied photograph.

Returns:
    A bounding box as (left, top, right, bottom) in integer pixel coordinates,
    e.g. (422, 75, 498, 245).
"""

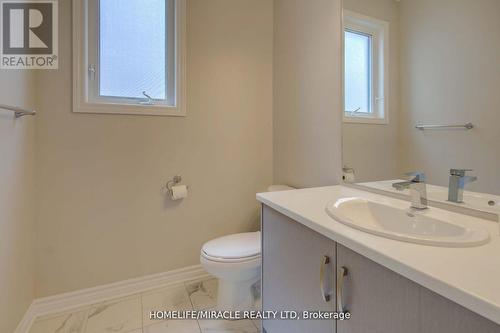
(200, 185, 294, 311)
(201, 232, 261, 311)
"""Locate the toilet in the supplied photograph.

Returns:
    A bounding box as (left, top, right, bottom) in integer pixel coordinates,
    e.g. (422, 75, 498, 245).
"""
(200, 185, 294, 311)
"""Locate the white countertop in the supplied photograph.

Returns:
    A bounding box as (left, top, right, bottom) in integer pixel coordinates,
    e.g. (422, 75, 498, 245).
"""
(257, 185, 500, 325)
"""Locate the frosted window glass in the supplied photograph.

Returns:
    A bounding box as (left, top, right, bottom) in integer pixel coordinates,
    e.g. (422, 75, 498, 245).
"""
(99, 0, 166, 100)
(344, 30, 371, 113)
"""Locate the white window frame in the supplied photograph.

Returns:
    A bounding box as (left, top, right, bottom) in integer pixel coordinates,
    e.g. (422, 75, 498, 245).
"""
(72, 0, 186, 116)
(343, 10, 389, 125)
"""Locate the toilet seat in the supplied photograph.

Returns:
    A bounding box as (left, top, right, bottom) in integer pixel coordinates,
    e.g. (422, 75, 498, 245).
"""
(202, 231, 261, 262)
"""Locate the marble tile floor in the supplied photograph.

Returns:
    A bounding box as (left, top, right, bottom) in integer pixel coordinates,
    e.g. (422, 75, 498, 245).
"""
(28, 278, 261, 333)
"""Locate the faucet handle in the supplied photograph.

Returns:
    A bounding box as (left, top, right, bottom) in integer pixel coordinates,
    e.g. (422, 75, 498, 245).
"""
(405, 171, 426, 182)
(450, 169, 473, 177)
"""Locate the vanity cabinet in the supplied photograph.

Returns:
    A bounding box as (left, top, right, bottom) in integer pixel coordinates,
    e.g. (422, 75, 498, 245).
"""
(262, 205, 500, 333)
(262, 206, 336, 333)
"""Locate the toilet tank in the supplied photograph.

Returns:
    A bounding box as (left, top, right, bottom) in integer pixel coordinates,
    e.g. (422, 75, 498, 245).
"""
(267, 185, 295, 192)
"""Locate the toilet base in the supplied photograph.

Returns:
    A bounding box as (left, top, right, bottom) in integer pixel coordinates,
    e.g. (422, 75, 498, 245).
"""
(200, 253, 261, 312)
(216, 277, 260, 311)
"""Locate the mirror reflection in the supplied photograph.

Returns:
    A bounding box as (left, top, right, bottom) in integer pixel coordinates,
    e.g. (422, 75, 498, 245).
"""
(342, 0, 500, 212)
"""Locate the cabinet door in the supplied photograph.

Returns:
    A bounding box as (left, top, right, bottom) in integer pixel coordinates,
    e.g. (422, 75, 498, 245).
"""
(336, 245, 420, 333)
(419, 287, 500, 333)
(262, 205, 336, 333)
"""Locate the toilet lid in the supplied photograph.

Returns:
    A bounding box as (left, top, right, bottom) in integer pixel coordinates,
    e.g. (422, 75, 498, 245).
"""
(202, 232, 261, 259)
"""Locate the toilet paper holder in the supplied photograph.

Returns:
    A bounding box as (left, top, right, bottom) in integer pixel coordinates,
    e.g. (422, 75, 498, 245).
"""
(164, 175, 188, 198)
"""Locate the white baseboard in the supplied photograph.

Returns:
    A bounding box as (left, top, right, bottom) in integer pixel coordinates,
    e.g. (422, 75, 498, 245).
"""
(14, 303, 38, 333)
(15, 264, 211, 333)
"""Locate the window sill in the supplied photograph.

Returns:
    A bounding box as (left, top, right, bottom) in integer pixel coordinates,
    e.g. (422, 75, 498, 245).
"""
(343, 115, 388, 125)
(73, 101, 186, 117)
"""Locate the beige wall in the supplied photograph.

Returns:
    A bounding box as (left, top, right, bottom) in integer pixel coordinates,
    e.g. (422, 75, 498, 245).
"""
(273, 0, 343, 188)
(35, 0, 274, 297)
(342, 0, 401, 182)
(399, 0, 500, 194)
(0, 74, 36, 330)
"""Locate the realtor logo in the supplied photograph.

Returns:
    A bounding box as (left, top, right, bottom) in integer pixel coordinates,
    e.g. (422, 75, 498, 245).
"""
(1, 0, 58, 69)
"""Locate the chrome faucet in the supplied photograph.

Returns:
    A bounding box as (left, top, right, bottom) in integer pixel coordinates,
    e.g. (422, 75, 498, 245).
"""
(392, 172, 428, 210)
(448, 169, 477, 203)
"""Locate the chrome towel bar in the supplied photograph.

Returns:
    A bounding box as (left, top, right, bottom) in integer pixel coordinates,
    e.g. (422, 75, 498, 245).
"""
(0, 104, 36, 118)
(415, 122, 474, 130)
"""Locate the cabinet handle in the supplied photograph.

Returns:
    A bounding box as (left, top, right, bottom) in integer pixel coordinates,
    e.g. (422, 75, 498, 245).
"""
(320, 255, 331, 302)
(337, 266, 349, 313)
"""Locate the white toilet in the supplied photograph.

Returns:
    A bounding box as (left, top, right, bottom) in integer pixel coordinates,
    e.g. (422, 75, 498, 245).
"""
(200, 185, 294, 311)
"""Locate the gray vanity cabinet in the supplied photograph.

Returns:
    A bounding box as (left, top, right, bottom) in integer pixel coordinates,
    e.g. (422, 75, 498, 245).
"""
(262, 205, 336, 333)
(261, 205, 500, 333)
(336, 245, 420, 333)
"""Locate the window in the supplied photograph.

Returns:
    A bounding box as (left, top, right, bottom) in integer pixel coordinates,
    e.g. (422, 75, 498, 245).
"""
(73, 0, 186, 116)
(343, 11, 388, 124)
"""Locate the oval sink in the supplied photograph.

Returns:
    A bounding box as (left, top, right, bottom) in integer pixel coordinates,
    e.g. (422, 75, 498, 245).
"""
(325, 197, 490, 247)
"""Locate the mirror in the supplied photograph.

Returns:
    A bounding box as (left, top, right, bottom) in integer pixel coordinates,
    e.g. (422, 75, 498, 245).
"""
(341, 0, 500, 214)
